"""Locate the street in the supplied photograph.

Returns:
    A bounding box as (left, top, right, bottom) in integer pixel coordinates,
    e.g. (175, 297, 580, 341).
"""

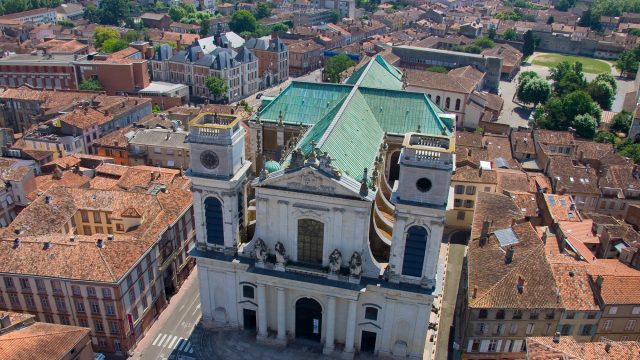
(134, 273, 201, 360)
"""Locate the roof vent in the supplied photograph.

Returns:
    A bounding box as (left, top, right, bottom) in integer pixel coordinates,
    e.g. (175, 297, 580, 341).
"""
(553, 332, 561, 343)
(43, 241, 51, 250)
(69, 236, 75, 242)
(13, 238, 20, 248)
(45, 195, 53, 204)
(97, 239, 104, 248)
(107, 234, 114, 241)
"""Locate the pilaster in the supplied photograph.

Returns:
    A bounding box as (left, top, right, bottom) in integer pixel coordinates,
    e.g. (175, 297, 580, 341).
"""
(342, 299, 358, 360)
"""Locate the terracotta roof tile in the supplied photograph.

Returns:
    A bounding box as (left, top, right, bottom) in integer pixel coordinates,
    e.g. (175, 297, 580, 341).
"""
(527, 336, 640, 360)
(575, 141, 614, 161)
(451, 165, 497, 183)
(0, 322, 90, 360)
(496, 170, 530, 193)
(455, 131, 483, 148)
(58, 108, 112, 129)
(534, 129, 575, 145)
(504, 190, 539, 218)
(591, 274, 640, 305)
(511, 131, 536, 155)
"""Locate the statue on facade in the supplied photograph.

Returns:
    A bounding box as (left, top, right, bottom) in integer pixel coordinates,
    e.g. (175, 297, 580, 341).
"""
(275, 241, 286, 265)
(349, 251, 362, 279)
(254, 238, 267, 267)
(328, 249, 342, 274)
(286, 148, 305, 171)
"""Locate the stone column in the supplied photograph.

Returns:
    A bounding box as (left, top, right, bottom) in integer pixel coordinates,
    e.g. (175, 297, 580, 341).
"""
(409, 304, 429, 358)
(276, 287, 286, 341)
(257, 284, 267, 338)
(323, 296, 336, 354)
(379, 299, 397, 353)
(343, 300, 358, 358)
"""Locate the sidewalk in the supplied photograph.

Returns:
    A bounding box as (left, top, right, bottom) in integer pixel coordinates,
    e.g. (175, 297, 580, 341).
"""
(127, 267, 200, 360)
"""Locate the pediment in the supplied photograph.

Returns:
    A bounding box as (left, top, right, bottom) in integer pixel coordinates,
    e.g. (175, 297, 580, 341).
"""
(254, 167, 369, 200)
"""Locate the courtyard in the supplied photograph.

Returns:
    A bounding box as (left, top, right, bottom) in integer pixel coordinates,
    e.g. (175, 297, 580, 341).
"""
(530, 53, 613, 74)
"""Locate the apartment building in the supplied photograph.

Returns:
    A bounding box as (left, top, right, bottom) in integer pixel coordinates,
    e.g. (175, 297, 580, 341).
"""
(0, 322, 94, 360)
(545, 156, 600, 214)
(96, 97, 153, 135)
(446, 166, 497, 228)
(527, 335, 640, 359)
(57, 107, 111, 155)
(75, 48, 151, 96)
(597, 163, 640, 220)
(0, 53, 77, 91)
(309, 0, 355, 19)
(92, 125, 134, 166)
(127, 128, 190, 169)
(22, 127, 85, 160)
(292, 9, 331, 27)
(55, 3, 84, 21)
(589, 259, 640, 342)
(244, 37, 289, 88)
(0, 8, 57, 24)
(287, 40, 324, 76)
(0, 167, 195, 354)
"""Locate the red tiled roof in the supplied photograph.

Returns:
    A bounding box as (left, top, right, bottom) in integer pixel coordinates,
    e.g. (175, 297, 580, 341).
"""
(0, 322, 90, 360)
(527, 336, 640, 360)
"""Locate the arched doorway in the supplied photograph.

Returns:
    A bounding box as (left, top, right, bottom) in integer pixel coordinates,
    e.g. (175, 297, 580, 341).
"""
(401, 226, 428, 277)
(297, 219, 324, 263)
(295, 298, 322, 341)
(204, 197, 224, 245)
(389, 151, 401, 185)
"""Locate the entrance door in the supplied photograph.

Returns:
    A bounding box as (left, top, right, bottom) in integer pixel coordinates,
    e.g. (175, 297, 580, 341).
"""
(295, 298, 322, 341)
(361, 331, 377, 353)
(243, 309, 257, 331)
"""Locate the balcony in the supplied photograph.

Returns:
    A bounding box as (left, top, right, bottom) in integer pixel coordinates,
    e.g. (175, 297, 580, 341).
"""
(160, 248, 180, 272)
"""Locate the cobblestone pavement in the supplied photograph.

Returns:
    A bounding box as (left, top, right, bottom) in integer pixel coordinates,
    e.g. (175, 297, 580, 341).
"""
(190, 326, 378, 360)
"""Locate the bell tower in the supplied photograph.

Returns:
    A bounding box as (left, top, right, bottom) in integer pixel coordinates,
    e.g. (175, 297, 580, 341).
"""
(187, 112, 252, 255)
(388, 132, 454, 288)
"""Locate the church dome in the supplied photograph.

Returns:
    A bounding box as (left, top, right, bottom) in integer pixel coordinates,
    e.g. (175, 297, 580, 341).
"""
(265, 160, 281, 173)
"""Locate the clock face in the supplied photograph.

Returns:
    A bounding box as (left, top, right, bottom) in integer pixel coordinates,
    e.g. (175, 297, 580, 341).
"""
(416, 178, 432, 193)
(200, 150, 219, 170)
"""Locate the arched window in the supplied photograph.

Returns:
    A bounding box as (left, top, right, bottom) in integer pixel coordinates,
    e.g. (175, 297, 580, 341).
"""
(297, 219, 324, 263)
(204, 197, 224, 245)
(455, 99, 461, 111)
(427, 94, 432, 99)
(435, 96, 440, 106)
(401, 226, 428, 277)
(445, 97, 451, 109)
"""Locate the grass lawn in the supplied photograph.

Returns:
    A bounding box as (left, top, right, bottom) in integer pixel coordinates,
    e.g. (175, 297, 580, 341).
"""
(531, 54, 611, 74)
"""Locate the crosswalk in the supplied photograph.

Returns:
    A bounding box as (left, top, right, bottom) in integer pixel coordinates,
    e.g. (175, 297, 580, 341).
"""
(151, 333, 194, 353)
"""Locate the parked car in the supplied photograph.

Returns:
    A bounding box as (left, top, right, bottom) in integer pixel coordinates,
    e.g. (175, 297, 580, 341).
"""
(256, 93, 263, 99)
(94, 354, 105, 360)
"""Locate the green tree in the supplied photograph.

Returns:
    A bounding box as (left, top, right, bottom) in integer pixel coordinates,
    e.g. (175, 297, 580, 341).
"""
(205, 76, 229, 99)
(450, 45, 465, 52)
(547, 61, 571, 82)
(630, 28, 640, 36)
(200, 18, 211, 37)
(539, 97, 568, 130)
(78, 78, 104, 91)
(271, 23, 289, 32)
(256, 2, 272, 19)
(563, 90, 602, 122)
(522, 29, 535, 57)
(474, 36, 495, 48)
(168, 5, 186, 22)
(229, 10, 257, 34)
(487, 27, 497, 40)
(573, 114, 597, 139)
(554, 72, 585, 96)
(58, 21, 75, 28)
(619, 142, 640, 164)
(587, 81, 614, 110)
(101, 38, 129, 53)
(427, 66, 448, 74)
(325, 53, 354, 83)
(179, 2, 196, 14)
(518, 71, 539, 82)
(465, 45, 482, 54)
(93, 27, 120, 49)
(474, 126, 483, 134)
(517, 76, 551, 107)
(501, 28, 518, 41)
(495, 10, 519, 20)
(617, 48, 639, 75)
(152, 105, 162, 113)
(609, 110, 632, 133)
(125, 30, 138, 43)
(547, 15, 555, 24)
(554, 0, 570, 11)
(594, 73, 618, 93)
(329, 9, 340, 24)
(595, 131, 617, 143)
(98, 0, 131, 25)
(84, 3, 99, 23)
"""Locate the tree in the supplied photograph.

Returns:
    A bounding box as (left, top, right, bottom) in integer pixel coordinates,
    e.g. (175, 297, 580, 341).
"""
(619, 142, 640, 164)
(630, 28, 640, 36)
(517, 76, 551, 107)
(100, 38, 129, 53)
(487, 27, 497, 40)
(205, 76, 229, 99)
(271, 23, 289, 32)
(595, 131, 617, 143)
(587, 81, 614, 110)
(465, 44, 482, 54)
(554, 0, 570, 11)
(78, 78, 104, 91)
(523, 30, 535, 57)
(554, 72, 585, 96)
(84, 3, 99, 23)
(578, 7, 592, 27)
(125, 30, 138, 43)
(229, 10, 257, 34)
(473, 36, 495, 48)
(610, 110, 632, 133)
(617, 48, 639, 75)
(450, 45, 465, 52)
(573, 114, 597, 138)
(329, 9, 340, 24)
(59, 21, 75, 28)
(200, 18, 211, 37)
(563, 90, 602, 122)
(169, 5, 186, 22)
(518, 71, 539, 82)
(547, 15, 555, 24)
(427, 66, 448, 74)
(547, 61, 571, 82)
(152, 105, 162, 113)
(474, 126, 483, 134)
(594, 73, 618, 93)
(256, 2, 271, 19)
(98, 0, 131, 25)
(501, 28, 518, 41)
(93, 27, 120, 49)
(326, 53, 354, 83)
(179, 3, 196, 14)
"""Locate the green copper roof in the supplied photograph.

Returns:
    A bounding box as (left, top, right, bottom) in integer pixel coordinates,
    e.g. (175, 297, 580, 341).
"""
(265, 160, 282, 173)
(259, 82, 353, 125)
(345, 55, 403, 90)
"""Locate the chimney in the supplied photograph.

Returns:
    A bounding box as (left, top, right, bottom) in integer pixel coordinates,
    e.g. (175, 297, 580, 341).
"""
(479, 166, 483, 177)
(596, 275, 604, 289)
(116, 125, 120, 130)
(604, 343, 611, 353)
(69, 235, 75, 242)
(472, 285, 477, 299)
(481, 220, 490, 239)
(0, 314, 10, 329)
(13, 238, 20, 248)
(107, 234, 113, 241)
(511, 218, 516, 227)
(553, 332, 561, 343)
(43, 240, 51, 250)
(104, 109, 109, 116)
(197, 50, 203, 59)
(517, 275, 525, 293)
(96, 239, 104, 248)
(14, 227, 21, 235)
(505, 246, 514, 264)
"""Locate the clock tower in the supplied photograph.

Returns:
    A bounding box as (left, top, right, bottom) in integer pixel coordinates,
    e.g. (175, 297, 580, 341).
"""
(186, 112, 251, 255)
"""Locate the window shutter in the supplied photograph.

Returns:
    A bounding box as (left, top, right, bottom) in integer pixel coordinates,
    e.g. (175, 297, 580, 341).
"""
(493, 324, 500, 334)
(562, 312, 567, 319)
(483, 324, 489, 334)
(556, 324, 563, 333)
(495, 340, 502, 353)
(568, 325, 575, 336)
(467, 340, 474, 351)
(578, 325, 584, 336)
(590, 324, 597, 336)
(504, 340, 511, 352)
(480, 340, 490, 353)
(513, 340, 523, 352)
(583, 312, 589, 320)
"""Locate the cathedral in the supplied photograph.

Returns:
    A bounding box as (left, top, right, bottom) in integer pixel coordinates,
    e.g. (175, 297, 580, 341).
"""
(188, 55, 455, 359)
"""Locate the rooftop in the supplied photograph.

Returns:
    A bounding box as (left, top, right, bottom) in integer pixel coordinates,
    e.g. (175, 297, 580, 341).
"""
(527, 336, 640, 360)
(0, 322, 90, 360)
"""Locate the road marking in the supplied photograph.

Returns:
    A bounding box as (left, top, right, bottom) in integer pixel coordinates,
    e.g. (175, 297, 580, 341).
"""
(167, 335, 179, 348)
(178, 339, 188, 351)
(153, 333, 167, 346)
(174, 338, 185, 349)
(189, 347, 194, 353)
(182, 341, 191, 352)
(196, 304, 201, 309)
(161, 334, 173, 348)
